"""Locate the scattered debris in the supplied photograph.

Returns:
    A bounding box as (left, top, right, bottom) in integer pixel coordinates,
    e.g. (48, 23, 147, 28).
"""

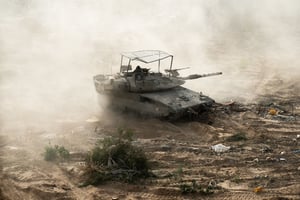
(254, 186, 263, 193)
(266, 157, 277, 162)
(254, 175, 268, 179)
(292, 149, 300, 154)
(221, 101, 249, 112)
(268, 108, 277, 115)
(211, 144, 230, 153)
(279, 158, 286, 162)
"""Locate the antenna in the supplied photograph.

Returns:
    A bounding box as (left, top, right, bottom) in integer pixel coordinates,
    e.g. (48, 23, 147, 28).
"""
(110, 55, 113, 75)
(110, 63, 112, 75)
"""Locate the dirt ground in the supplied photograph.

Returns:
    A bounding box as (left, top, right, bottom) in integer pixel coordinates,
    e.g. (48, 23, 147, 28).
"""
(0, 78, 300, 200)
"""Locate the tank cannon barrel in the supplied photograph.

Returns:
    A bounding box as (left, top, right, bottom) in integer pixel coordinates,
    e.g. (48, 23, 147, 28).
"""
(182, 72, 222, 80)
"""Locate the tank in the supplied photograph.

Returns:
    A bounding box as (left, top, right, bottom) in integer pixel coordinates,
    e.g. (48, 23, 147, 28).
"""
(93, 50, 222, 120)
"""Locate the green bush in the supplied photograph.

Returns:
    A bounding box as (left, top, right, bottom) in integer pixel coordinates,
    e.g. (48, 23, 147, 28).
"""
(84, 128, 149, 185)
(44, 146, 58, 161)
(57, 146, 70, 160)
(44, 145, 70, 162)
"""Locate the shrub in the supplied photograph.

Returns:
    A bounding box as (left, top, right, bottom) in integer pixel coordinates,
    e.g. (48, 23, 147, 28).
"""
(44, 146, 58, 161)
(57, 146, 70, 160)
(84, 128, 149, 185)
(44, 145, 70, 162)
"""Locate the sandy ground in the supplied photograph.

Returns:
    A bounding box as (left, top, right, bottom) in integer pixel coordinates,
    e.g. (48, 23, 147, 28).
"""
(0, 78, 300, 200)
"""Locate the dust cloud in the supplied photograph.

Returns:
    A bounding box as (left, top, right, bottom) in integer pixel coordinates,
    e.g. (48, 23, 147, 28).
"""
(0, 0, 300, 131)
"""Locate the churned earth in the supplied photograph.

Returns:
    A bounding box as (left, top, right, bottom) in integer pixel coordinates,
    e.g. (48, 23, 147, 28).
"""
(0, 78, 300, 200)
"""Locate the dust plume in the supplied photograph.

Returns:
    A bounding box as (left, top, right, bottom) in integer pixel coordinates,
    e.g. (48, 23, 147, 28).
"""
(0, 0, 300, 131)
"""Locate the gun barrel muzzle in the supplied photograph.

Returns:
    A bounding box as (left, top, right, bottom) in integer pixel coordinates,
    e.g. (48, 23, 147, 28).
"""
(184, 72, 222, 80)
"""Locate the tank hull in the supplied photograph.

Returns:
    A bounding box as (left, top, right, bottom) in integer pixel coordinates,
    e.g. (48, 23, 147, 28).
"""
(95, 84, 214, 120)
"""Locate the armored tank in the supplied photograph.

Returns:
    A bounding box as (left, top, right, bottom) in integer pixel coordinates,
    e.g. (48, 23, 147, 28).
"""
(93, 50, 222, 119)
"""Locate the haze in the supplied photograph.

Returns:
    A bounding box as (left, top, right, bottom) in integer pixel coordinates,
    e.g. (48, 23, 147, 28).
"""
(0, 0, 299, 130)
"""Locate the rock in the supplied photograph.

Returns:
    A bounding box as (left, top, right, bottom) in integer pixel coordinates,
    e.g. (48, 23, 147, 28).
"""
(243, 146, 253, 151)
(266, 157, 277, 162)
(211, 144, 230, 153)
(261, 145, 272, 153)
(160, 145, 172, 151)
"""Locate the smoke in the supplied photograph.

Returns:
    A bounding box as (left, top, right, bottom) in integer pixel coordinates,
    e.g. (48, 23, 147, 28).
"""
(0, 0, 300, 130)
(181, 0, 300, 101)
